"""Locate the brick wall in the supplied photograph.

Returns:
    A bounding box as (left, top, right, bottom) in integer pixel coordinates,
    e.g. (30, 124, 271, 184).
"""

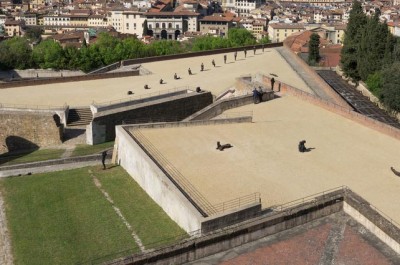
(0, 110, 63, 153)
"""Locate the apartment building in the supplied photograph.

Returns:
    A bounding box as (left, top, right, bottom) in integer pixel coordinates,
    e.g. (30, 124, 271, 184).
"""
(199, 14, 234, 37)
(268, 23, 305, 43)
(145, 11, 198, 40)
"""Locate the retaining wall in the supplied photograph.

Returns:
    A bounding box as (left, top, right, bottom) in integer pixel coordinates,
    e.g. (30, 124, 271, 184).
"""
(0, 70, 139, 89)
(111, 190, 344, 265)
(87, 91, 213, 145)
(115, 126, 203, 232)
(0, 109, 63, 154)
(121, 43, 283, 66)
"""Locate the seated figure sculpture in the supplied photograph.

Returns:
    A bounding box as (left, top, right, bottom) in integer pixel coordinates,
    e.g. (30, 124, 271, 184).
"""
(298, 140, 307, 153)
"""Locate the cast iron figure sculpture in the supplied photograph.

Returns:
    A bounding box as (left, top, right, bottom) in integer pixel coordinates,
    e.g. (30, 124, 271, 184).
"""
(101, 150, 107, 170)
(298, 140, 307, 153)
(262, 44, 265, 52)
(253, 46, 256, 55)
(144, 84, 150, 89)
(127, 90, 133, 95)
(201, 63, 204, 72)
(216, 141, 233, 151)
(234, 51, 237, 61)
(188, 68, 192, 75)
(244, 49, 247, 58)
(223, 55, 227, 64)
(196, 87, 202, 93)
(271, 77, 275, 90)
(212, 59, 216, 67)
(160, 78, 164, 84)
(174, 73, 180, 80)
(253, 87, 261, 104)
(391, 167, 400, 177)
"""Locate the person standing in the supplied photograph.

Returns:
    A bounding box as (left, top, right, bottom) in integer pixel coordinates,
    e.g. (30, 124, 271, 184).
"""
(101, 150, 107, 170)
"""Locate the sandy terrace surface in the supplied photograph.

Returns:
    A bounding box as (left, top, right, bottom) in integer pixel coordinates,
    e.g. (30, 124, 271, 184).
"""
(135, 95, 400, 223)
(0, 48, 311, 107)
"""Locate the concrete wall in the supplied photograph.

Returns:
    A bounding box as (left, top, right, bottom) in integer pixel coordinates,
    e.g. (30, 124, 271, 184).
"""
(201, 202, 262, 233)
(92, 89, 189, 113)
(343, 191, 400, 254)
(115, 126, 203, 232)
(183, 94, 255, 121)
(87, 91, 213, 145)
(0, 109, 63, 153)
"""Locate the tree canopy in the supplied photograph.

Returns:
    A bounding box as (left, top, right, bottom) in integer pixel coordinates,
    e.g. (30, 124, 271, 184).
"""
(308, 33, 320, 66)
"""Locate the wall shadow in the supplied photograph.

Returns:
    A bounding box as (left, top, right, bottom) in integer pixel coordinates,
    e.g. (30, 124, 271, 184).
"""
(0, 136, 39, 165)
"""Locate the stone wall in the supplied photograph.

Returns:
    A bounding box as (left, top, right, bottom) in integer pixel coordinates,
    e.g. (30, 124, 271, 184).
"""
(0, 110, 63, 154)
(87, 91, 213, 144)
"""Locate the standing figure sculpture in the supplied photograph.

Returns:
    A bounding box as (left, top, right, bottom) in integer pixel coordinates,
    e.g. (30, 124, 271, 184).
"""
(298, 140, 307, 153)
(271, 77, 275, 90)
(234, 51, 237, 61)
(188, 68, 192, 75)
(201, 63, 204, 72)
(223, 55, 227, 64)
(244, 49, 247, 58)
(212, 59, 216, 67)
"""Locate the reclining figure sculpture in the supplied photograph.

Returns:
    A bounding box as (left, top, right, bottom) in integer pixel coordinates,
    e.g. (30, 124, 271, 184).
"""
(216, 141, 233, 151)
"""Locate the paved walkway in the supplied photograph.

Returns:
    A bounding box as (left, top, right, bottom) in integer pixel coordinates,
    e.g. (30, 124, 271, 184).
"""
(0, 48, 311, 107)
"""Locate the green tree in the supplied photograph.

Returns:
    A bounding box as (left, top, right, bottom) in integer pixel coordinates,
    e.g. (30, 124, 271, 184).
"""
(308, 33, 320, 65)
(0, 37, 32, 69)
(32, 40, 65, 69)
(142, 20, 148, 36)
(63, 46, 81, 70)
(365, 72, 382, 97)
(340, 0, 367, 81)
(94, 32, 122, 65)
(148, 40, 183, 56)
(379, 62, 400, 112)
(357, 14, 389, 81)
(228, 28, 256, 46)
(24, 27, 43, 43)
(258, 36, 270, 44)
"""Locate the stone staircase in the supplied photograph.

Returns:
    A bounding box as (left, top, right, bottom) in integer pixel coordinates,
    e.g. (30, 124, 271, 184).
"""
(67, 107, 93, 127)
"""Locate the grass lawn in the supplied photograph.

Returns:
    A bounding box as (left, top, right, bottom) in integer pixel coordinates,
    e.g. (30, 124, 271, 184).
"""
(0, 149, 65, 166)
(0, 166, 186, 265)
(71, 141, 115, 157)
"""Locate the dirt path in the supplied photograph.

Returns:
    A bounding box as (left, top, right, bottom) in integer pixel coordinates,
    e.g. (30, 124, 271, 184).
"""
(0, 190, 13, 265)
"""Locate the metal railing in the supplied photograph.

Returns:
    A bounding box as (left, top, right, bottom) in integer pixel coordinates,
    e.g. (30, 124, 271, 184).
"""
(0, 102, 65, 110)
(275, 186, 347, 212)
(92, 86, 191, 107)
(130, 129, 218, 216)
(213, 111, 253, 119)
(213, 192, 261, 214)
